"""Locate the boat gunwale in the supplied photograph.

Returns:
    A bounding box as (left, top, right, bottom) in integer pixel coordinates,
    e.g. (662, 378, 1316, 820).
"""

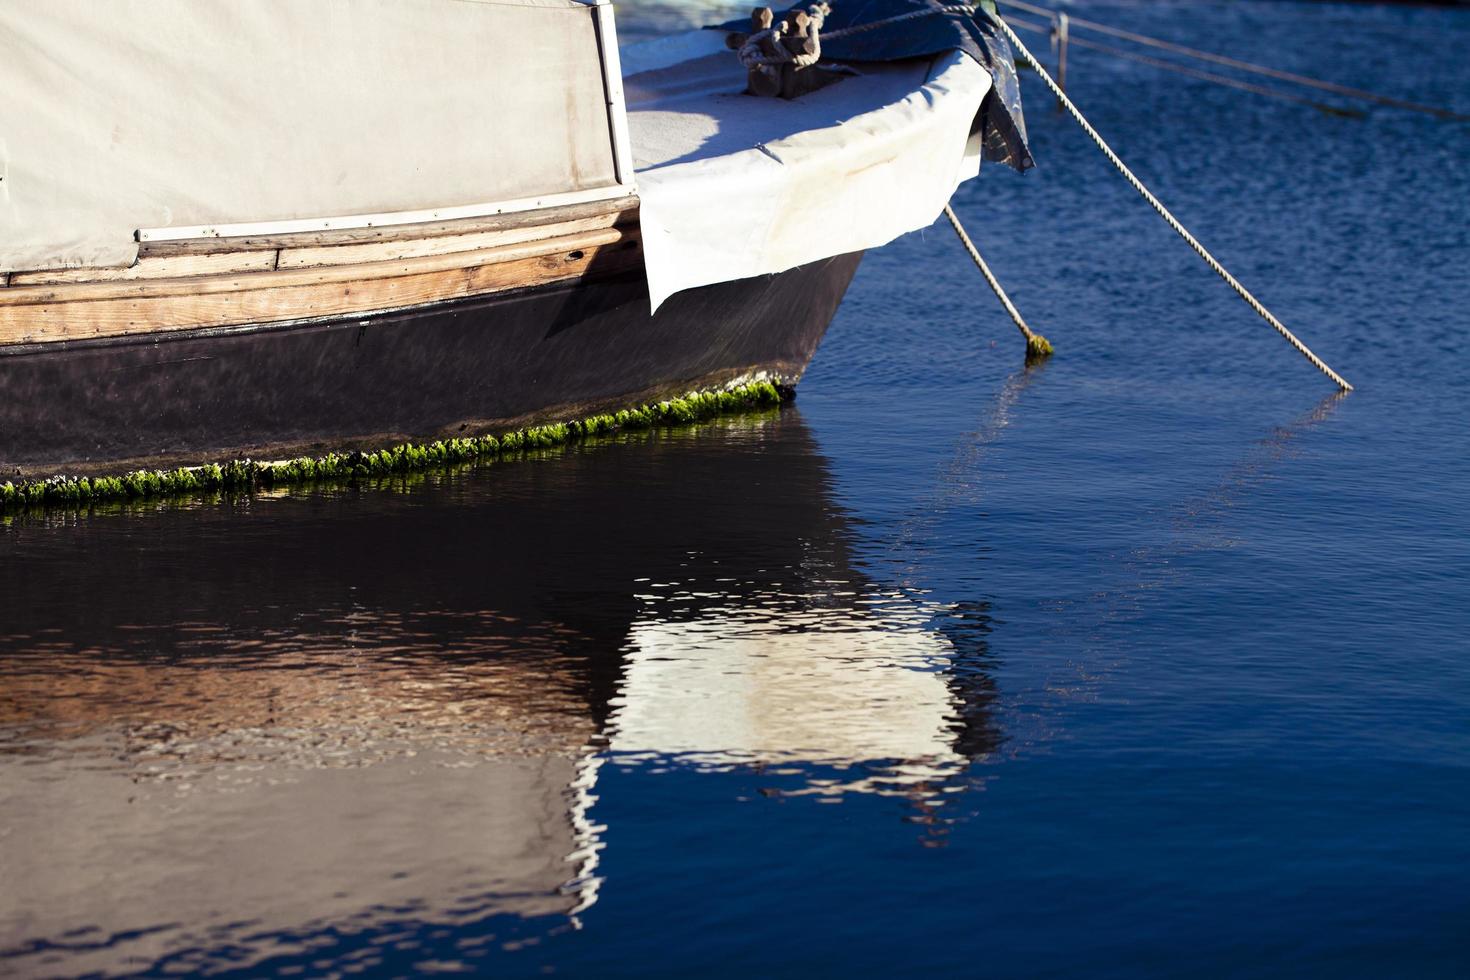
(0, 266, 650, 360)
(0, 200, 645, 347)
(0, 228, 635, 306)
(135, 197, 639, 257)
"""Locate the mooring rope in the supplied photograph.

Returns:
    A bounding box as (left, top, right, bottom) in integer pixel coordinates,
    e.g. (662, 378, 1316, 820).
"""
(943, 203, 1053, 360)
(999, 0, 1470, 121)
(992, 12, 1353, 391)
(820, 6, 945, 41)
(1003, 14, 1367, 117)
(1070, 34, 1367, 118)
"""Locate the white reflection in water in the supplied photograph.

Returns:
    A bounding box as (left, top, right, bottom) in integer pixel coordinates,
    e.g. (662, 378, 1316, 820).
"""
(610, 589, 971, 797)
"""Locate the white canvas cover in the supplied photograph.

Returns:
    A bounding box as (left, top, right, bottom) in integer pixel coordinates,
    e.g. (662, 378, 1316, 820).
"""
(0, 0, 622, 273)
(622, 32, 991, 310)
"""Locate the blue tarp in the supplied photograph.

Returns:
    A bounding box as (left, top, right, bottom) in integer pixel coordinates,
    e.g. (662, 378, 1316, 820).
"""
(715, 0, 1034, 172)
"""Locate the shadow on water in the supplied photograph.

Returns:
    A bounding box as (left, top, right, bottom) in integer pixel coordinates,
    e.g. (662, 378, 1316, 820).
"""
(815, 364, 1056, 779)
(0, 410, 1006, 976)
(861, 355, 1348, 752)
(885, 362, 1050, 584)
(1046, 389, 1350, 651)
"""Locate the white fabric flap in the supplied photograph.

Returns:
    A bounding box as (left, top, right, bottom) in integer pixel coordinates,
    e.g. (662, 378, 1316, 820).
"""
(625, 40, 990, 310)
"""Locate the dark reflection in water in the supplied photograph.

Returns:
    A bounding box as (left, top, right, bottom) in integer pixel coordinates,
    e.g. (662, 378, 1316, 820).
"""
(0, 414, 999, 976)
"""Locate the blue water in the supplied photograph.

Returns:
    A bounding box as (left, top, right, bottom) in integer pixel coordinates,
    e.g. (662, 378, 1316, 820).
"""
(3, 2, 1468, 976)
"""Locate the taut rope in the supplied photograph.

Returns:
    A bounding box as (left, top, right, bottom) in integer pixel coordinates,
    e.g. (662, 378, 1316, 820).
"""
(1000, 0, 1470, 122)
(992, 12, 1354, 391)
(820, 6, 944, 41)
(944, 204, 1052, 361)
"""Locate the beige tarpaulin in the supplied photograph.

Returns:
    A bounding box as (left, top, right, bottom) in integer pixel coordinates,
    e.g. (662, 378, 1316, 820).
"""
(0, 0, 620, 273)
(622, 31, 991, 310)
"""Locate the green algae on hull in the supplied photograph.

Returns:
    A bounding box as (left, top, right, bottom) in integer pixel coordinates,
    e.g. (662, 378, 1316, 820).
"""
(0, 381, 787, 513)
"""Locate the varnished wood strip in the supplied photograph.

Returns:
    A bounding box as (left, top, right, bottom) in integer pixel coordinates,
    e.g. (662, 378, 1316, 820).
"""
(139, 198, 639, 256)
(0, 228, 629, 307)
(9, 250, 279, 286)
(10, 212, 628, 285)
(0, 234, 642, 345)
(275, 212, 626, 271)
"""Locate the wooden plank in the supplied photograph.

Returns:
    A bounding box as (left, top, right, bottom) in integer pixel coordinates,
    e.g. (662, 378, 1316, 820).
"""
(138, 187, 638, 245)
(139, 198, 639, 257)
(9, 250, 279, 286)
(0, 231, 642, 346)
(275, 212, 624, 271)
(0, 228, 629, 307)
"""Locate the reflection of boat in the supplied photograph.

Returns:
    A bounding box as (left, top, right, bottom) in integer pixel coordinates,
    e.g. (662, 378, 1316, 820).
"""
(0, 0, 1028, 479)
(0, 414, 1001, 974)
(615, 599, 969, 793)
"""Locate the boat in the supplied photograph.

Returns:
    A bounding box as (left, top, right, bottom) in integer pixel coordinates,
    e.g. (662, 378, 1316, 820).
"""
(0, 0, 1030, 487)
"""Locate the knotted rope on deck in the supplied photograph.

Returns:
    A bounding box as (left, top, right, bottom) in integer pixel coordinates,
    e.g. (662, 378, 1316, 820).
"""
(737, 3, 831, 73)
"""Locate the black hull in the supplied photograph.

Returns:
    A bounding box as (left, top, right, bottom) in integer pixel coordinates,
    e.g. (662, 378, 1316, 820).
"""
(0, 253, 862, 477)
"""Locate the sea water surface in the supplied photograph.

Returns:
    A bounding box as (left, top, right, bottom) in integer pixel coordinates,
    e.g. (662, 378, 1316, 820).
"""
(3, 1, 1468, 976)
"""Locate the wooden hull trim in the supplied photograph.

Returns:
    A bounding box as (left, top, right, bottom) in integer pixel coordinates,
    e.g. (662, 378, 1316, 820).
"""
(134, 186, 636, 244)
(0, 225, 643, 345)
(134, 197, 638, 256)
(0, 273, 611, 359)
(7, 210, 636, 287)
(0, 196, 638, 284)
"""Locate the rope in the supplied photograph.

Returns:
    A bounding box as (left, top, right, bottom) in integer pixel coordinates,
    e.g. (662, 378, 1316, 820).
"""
(737, 6, 953, 91)
(1069, 35, 1367, 118)
(943, 203, 1053, 359)
(992, 12, 1353, 391)
(736, 3, 953, 74)
(820, 6, 944, 40)
(738, 26, 824, 69)
(1004, 14, 1365, 115)
(739, 3, 943, 68)
(738, 4, 829, 70)
(999, 0, 1470, 121)
(999, 12, 1051, 34)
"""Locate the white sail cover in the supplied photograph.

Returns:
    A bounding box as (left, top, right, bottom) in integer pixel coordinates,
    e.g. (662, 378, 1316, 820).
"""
(622, 31, 991, 310)
(0, 0, 622, 273)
